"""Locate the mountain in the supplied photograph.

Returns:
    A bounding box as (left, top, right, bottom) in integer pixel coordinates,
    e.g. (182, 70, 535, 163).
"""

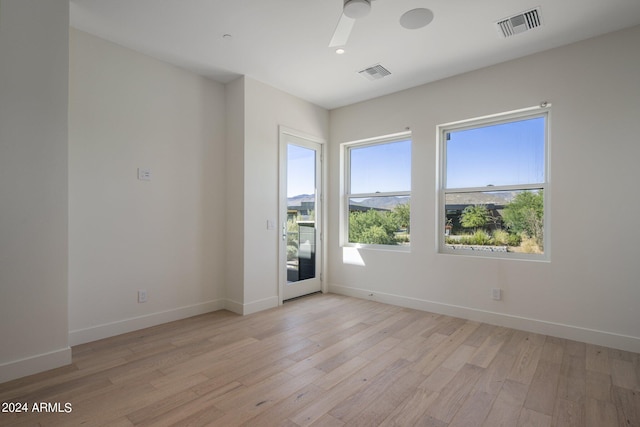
(350, 196, 409, 211)
(287, 194, 409, 211)
(287, 194, 315, 206)
(445, 191, 523, 206)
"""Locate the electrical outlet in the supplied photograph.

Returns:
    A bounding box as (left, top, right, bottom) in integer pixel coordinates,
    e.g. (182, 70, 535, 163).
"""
(138, 290, 147, 303)
(137, 168, 151, 181)
(491, 288, 502, 301)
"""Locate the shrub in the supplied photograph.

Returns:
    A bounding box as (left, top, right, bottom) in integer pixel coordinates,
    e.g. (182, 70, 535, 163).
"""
(358, 225, 397, 245)
(287, 245, 298, 261)
(507, 233, 521, 247)
(520, 236, 542, 253)
(503, 191, 543, 248)
(452, 230, 492, 246)
(349, 210, 400, 245)
(395, 233, 410, 244)
(470, 230, 492, 245)
(460, 205, 490, 231)
(492, 229, 509, 245)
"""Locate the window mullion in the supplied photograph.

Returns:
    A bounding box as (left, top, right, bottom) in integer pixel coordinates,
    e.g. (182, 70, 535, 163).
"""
(349, 191, 411, 199)
(444, 183, 545, 194)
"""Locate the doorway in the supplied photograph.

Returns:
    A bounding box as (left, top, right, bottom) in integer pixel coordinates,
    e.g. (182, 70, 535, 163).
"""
(279, 128, 323, 302)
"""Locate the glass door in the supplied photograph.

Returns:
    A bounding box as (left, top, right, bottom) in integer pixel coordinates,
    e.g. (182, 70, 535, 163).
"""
(280, 130, 322, 301)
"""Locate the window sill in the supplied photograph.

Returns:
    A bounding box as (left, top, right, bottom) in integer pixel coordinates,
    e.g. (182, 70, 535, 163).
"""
(343, 243, 411, 253)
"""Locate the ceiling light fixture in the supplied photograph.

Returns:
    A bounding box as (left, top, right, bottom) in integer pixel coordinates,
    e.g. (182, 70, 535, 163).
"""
(343, 0, 371, 19)
(399, 8, 434, 30)
(336, 48, 346, 55)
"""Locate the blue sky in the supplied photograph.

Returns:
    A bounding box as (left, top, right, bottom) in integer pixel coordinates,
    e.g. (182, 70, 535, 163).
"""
(446, 117, 545, 188)
(350, 139, 411, 194)
(287, 117, 544, 197)
(287, 144, 316, 198)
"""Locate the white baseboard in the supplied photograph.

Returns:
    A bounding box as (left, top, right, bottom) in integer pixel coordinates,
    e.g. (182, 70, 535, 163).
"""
(224, 298, 244, 315)
(0, 347, 71, 384)
(69, 299, 225, 346)
(225, 296, 279, 316)
(329, 284, 640, 354)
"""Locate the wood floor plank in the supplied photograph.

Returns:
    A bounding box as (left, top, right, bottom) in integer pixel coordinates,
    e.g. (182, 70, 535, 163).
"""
(441, 344, 476, 372)
(423, 363, 485, 423)
(136, 382, 240, 427)
(586, 344, 611, 375)
(557, 350, 587, 404)
(474, 351, 517, 396)
(483, 396, 522, 427)
(585, 370, 612, 402)
(523, 359, 561, 415)
(378, 387, 438, 426)
(448, 388, 494, 427)
(240, 383, 325, 426)
(307, 413, 345, 427)
(482, 380, 529, 427)
(612, 385, 640, 427)
(610, 358, 640, 390)
(585, 397, 619, 427)
(344, 368, 426, 427)
(517, 407, 551, 427)
(1, 294, 639, 427)
(313, 356, 369, 391)
(210, 368, 325, 426)
(507, 333, 545, 385)
(416, 321, 481, 376)
(421, 365, 458, 393)
(468, 327, 513, 369)
(551, 397, 584, 427)
(288, 346, 406, 427)
(328, 358, 412, 422)
(463, 323, 497, 348)
(540, 336, 565, 364)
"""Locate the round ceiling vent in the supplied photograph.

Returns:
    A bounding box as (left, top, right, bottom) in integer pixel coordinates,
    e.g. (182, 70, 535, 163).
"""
(400, 8, 434, 30)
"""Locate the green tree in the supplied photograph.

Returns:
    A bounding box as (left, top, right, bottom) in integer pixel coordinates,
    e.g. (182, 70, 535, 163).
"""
(460, 205, 490, 231)
(392, 203, 410, 234)
(349, 209, 399, 245)
(502, 191, 544, 247)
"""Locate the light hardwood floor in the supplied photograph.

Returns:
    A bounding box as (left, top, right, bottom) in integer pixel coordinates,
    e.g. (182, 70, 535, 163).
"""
(1, 294, 638, 426)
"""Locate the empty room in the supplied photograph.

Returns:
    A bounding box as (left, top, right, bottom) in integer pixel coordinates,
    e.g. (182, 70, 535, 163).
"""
(1, 0, 639, 425)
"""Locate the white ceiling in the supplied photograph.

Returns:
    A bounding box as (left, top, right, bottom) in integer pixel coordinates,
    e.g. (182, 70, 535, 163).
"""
(70, 0, 640, 110)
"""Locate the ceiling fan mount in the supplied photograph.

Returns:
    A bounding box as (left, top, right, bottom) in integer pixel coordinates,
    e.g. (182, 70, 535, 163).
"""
(343, 0, 371, 19)
(329, 0, 434, 48)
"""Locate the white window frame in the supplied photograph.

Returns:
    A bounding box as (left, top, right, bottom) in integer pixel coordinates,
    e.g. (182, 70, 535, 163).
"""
(437, 105, 550, 261)
(342, 131, 412, 250)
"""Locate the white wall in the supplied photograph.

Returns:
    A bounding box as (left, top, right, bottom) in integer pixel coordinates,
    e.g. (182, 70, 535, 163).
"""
(0, 0, 71, 382)
(229, 77, 329, 314)
(68, 29, 227, 344)
(224, 77, 245, 309)
(328, 25, 640, 352)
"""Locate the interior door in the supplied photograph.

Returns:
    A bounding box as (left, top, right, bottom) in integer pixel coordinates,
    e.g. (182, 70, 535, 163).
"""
(279, 129, 323, 301)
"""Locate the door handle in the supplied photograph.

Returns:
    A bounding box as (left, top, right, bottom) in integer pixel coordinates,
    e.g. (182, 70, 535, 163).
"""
(282, 223, 287, 241)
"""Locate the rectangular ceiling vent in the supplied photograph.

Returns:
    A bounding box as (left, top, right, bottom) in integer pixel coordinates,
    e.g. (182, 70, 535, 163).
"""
(496, 7, 542, 38)
(358, 64, 391, 81)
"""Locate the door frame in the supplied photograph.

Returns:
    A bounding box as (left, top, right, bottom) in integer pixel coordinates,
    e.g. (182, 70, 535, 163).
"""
(278, 126, 327, 305)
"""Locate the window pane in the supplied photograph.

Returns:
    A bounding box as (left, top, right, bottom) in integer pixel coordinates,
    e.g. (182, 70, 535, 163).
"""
(446, 117, 544, 188)
(350, 139, 411, 193)
(348, 196, 410, 245)
(444, 189, 543, 254)
(287, 144, 315, 198)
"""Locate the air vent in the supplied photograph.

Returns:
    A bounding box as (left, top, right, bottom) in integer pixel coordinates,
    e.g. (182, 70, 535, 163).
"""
(496, 7, 542, 38)
(358, 64, 391, 81)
